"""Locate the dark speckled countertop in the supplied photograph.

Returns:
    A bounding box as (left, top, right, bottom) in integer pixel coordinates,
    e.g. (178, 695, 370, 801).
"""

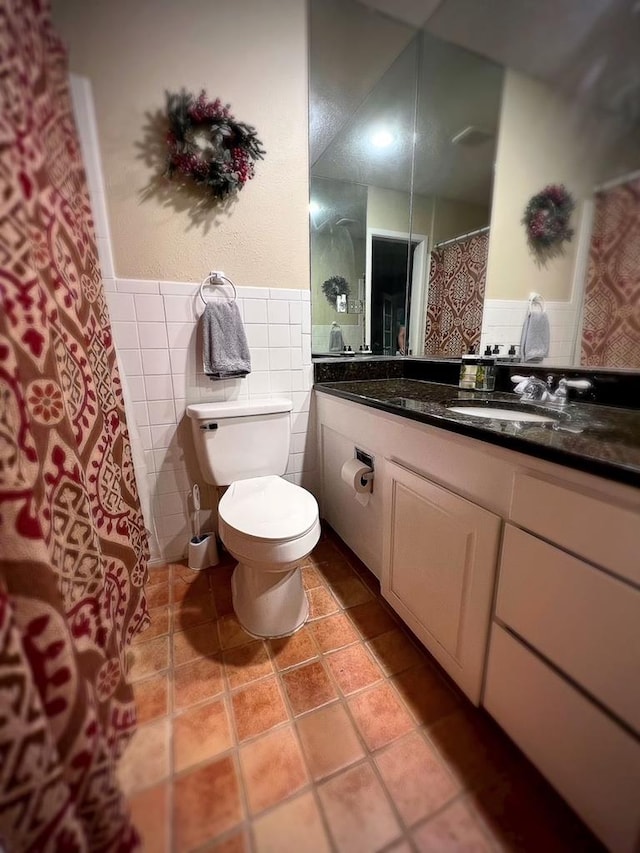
(315, 378, 640, 488)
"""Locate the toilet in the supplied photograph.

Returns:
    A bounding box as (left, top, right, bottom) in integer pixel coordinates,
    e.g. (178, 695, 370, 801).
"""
(186, 398, 320, 638)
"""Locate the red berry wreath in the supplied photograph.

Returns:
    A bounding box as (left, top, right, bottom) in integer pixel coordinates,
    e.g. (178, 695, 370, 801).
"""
(522, 184, 575, 250)
(165, 90, 265, 201)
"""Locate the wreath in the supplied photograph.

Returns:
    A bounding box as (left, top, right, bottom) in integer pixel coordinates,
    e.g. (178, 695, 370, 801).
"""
(522, 184, 575, 249)
(321, 275, 350, 308)
(165, 90, 265, 201)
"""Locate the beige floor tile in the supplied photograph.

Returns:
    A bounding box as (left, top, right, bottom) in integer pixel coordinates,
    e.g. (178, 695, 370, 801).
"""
(218, 614, 255, 650)
(413, 800, 491, 852)
(173, 698, 233, 773)
(318, 762, 401, 853)
(118, 718, 170, 795)
(307, 586, 340, 620)
(331, 576, 372, 608)
(326, 643, 383, 695)
(302, 565, 324, 589)
(173, 593, 217, 632)
(128, 783, 169, 853)
(174, 656, 224, 710)
(296, 702, 365, 781)
(146, 582, 170, 609)
(347, 599, 397, 640)
(239, 726, 308, 815)
(223, 640, 273, 689)
(367, 629, 425, 676)
(252, 791, 331, 853)
(375, 731, 461, 827)
(348, 682, 414, 751)
(133, 672, 169, 724)
(393, 663, 460, 727)
(206, 831, 250, 852)
(281, 660, 337, 715)
(310, 613, 358, 653)
(127, 635, 170, 682)
(174, 756, 244, 852)
(173, 620, 219, 667)
(268, 625, 318, 670)
(231, 677, 288, 742)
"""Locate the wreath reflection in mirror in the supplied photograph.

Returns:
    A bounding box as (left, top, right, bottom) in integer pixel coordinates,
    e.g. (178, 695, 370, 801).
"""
(165, 90, 265, 202)
(321, 276, 350, 311)
(522, 184, 575, 252)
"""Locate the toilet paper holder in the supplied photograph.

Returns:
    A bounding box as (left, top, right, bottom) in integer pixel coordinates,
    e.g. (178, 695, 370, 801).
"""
(355, 448, 374, 489)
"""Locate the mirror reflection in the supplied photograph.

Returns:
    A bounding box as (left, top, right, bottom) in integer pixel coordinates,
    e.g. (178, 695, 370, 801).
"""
(309, 0, 640, 369)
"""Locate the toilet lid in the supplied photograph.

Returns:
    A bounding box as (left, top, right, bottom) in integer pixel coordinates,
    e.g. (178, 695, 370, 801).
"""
(219, 476, 318, 541)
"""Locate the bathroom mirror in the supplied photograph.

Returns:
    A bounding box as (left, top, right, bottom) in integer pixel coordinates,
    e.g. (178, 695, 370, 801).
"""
(309, 0, 640, 369)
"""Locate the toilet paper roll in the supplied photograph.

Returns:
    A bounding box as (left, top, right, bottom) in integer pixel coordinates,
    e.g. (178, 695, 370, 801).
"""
(341, 458, 374, 494)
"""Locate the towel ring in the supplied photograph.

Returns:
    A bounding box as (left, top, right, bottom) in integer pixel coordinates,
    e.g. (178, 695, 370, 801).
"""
(199, 270, 238, 304)
(528, 292, 545, 311)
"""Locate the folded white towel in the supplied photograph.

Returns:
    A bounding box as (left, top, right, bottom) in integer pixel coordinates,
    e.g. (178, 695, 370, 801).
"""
(201, 300, 251, 378)
(520, 309, 550, 362)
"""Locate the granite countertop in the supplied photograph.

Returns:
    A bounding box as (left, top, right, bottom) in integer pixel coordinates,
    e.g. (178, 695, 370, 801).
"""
(314, 378, 640, 488)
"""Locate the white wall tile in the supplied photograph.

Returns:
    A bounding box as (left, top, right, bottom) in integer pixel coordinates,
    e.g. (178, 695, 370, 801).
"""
(112, 322, 139, 349)
(132, 401, 149, 427)
(267, 300, 289, 324)
(244, 299, 268, 324)
(117, 279, 160, 294)
(247, 372, 271, 395)
(301, 289, 311, 302)
(107, 292, 134, 322)
(269, 348, 291, 371)
(302, 335, 311, 365)
(138, 323, 168, 349)
(289, 302, 302, 324)
(250, 348, 270, 371)
(96, 237, 114, 278)
(301, 303, 311, 334)
(245, 325, 269, 348)
(127, 375, 146, 402)
(290, 350, 303, 370)
(134, 293, 165, 322)
(167, 322, 196, 348)
(157, 492, 185, 517)
(145, 375, 174, 401)
(271, 372, 292, 393)
(139, 426, 152, 451)
(291, 411, 309, 434)
(289, 325, 302, 349)
(268, 325, 289, 348)
(102, 278, 116, 292)
(148, 399, 176, 425)
(119, 349, 142, 375)
(237, 286, 268, 300)
(270, 288, 300, 301)
(163, 294, 197, 321)
(170, 348, 189, 374)
(150, 422, 177, 448)
(142, 349, 171, 375)
(292, 391, 311, 413)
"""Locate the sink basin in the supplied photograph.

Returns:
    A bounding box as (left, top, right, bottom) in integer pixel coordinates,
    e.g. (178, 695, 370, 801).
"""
(445, 400, 559, 424)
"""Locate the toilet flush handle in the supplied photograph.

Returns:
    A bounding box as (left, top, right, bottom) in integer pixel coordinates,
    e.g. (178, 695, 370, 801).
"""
(200, 422, 218, 430)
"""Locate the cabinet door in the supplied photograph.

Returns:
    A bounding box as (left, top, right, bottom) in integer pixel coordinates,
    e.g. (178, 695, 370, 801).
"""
(382, 461, 501, 703)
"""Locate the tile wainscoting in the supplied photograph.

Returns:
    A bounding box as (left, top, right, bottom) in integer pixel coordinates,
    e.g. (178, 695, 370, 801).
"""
(106, 280, 316, 563)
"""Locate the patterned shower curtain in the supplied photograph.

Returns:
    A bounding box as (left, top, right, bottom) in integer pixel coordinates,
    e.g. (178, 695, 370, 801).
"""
(423, 233, 488, 356)
(0, 1, 149, 849)
(580, 177, 640, 368)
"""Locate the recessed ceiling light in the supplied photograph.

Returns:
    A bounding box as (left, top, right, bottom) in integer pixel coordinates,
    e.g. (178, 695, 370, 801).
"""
(309, 200, 322, 215)
(371, 128, 395, 148)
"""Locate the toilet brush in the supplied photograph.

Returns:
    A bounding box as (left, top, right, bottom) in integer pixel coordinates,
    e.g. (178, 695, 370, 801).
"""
(187, 483, 219, 570)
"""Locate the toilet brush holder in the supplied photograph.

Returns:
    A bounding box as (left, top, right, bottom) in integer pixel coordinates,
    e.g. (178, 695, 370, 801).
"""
(188, 533, 219, 571)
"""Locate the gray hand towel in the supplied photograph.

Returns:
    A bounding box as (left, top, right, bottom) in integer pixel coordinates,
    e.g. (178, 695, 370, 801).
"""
(520, 309, 550, 362)
(329, 324, 344, 352)
(201, 300, 251, 378)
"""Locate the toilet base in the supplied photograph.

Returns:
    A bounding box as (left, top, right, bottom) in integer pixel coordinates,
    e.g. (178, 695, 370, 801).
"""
(231, 562, 309, 638)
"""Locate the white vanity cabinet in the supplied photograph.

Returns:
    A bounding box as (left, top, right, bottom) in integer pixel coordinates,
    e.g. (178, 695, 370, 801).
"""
(382, 461, 501, 703)
(316, 390, 640, 852)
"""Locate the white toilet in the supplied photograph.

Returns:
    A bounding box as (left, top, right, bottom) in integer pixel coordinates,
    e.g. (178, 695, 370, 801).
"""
(186, 398, 320, 638)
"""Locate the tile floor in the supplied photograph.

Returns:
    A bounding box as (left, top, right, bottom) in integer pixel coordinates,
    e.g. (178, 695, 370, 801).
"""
(121, 529, 602, 852)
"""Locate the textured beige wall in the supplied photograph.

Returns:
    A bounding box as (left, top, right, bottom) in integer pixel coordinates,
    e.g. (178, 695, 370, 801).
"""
(431, 198, 490, 245)
(485, 69, 599, 302)
(53, 0, 309, 288)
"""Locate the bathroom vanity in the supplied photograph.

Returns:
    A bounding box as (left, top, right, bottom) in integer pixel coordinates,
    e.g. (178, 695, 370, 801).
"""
(314, 378, 640, 852)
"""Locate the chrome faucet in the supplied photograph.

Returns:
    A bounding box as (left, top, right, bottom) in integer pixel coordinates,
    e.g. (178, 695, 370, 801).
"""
(511, 374, 593, 406)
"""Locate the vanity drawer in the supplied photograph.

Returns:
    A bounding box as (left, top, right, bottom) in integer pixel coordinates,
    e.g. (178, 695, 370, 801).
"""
(510, 471, 640, 585)
(484, 624, 640, 853)
(497, 524, 640, 733)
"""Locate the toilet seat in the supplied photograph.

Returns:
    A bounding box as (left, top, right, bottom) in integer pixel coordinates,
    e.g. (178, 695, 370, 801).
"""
(219, 476, 320, 570)
(219, 476, 318, 541)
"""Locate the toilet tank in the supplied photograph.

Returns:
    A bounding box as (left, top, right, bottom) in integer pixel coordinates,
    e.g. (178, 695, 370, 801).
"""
(186, 398, 293, 485)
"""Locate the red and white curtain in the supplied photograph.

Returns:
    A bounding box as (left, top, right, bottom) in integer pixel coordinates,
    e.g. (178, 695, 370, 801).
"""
(0, 0, 149, 849)
(580, 177, 640, 368)
(424, 233, 488, 356)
